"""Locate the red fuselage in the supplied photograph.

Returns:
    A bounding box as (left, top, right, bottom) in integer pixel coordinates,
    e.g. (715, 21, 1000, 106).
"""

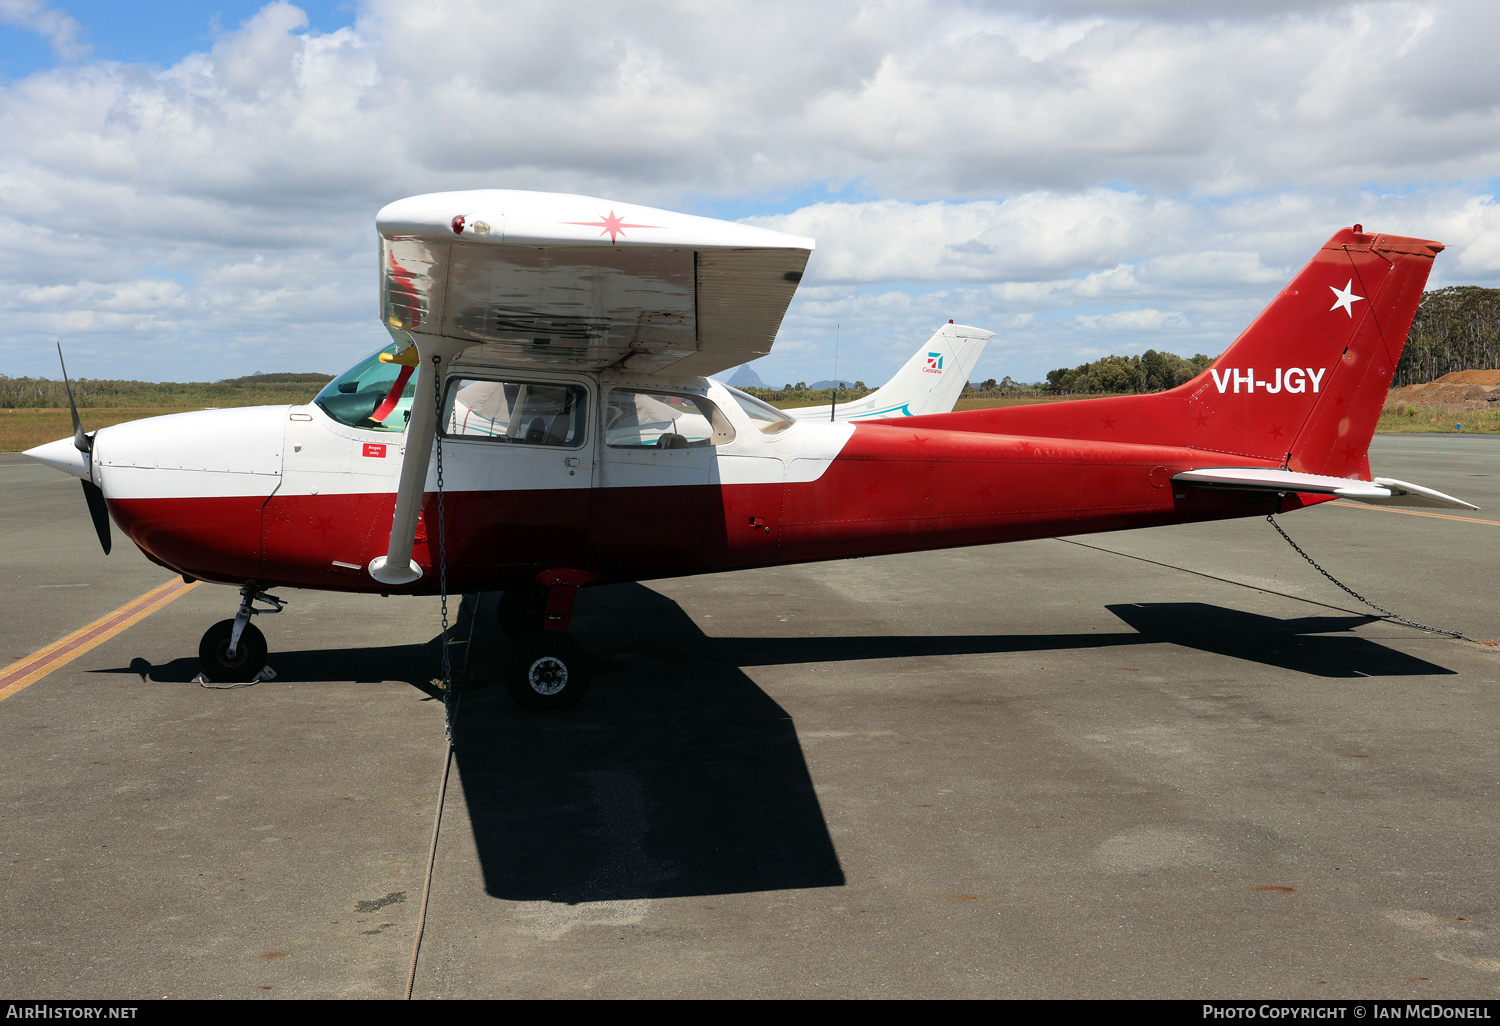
(104, 414, 1310, 594)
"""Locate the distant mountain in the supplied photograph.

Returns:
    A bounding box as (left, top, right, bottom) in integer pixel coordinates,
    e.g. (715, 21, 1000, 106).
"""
(810, 379, 857, 390)
(728, 364, 765, 388)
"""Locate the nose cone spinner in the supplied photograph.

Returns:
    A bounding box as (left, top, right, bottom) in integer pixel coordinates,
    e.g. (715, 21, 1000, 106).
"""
(24, 436, 92, 481)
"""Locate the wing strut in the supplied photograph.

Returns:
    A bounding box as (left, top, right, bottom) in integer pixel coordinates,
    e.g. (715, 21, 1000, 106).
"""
(369, 333, 469, 586)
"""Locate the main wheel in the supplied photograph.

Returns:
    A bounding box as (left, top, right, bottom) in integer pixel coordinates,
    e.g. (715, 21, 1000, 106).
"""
(198, 620, 268, 683)
(496, 585, 546, 640)
(504, 632, 591, 710)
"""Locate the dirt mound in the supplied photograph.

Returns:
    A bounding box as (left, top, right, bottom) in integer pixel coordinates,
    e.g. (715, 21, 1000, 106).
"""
(1387, 375, 1500, 410)
(1434, 369, 1500, 385)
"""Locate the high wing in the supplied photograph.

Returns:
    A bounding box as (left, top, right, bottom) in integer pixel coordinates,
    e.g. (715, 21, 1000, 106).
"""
(378, 190, 814, 378)
(788, 322, 995, 421)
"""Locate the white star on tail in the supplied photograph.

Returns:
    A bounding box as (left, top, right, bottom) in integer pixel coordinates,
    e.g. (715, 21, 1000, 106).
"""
(1329, 279, 1364, 317)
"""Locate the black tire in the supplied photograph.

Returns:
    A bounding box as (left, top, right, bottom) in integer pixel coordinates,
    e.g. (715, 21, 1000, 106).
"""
(504, 632, 591, 710)
(496, 585, 546, 640)
(198, 619, 268, 684)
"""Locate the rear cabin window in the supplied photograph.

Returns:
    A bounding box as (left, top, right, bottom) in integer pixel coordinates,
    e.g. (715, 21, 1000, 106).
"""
(722, 385, 794, 434)
(605, 390, 735, 449)
(442, 379, 588, 447)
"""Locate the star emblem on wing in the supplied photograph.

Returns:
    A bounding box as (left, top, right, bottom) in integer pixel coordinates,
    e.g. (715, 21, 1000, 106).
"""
(561, 210, 664, 244)
(1328, 279, 1364, 318)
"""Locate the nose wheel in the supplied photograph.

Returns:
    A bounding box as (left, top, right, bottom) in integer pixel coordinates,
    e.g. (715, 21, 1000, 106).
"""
(197, 585, 284, 684)
(199, 619, 268, 683)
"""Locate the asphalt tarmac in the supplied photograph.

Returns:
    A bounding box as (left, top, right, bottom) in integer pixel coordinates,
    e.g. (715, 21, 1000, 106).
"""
(3, 436, 1500, 1000)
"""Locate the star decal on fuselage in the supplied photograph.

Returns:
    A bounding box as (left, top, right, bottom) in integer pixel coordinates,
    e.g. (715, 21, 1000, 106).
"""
(1328, 279, 1364, 318)
(561, 210, 665, 244)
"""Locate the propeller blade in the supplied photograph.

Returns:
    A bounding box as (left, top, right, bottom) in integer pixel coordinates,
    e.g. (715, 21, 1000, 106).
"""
(56, 342, 90, 454)
(80, 480, 112, 555)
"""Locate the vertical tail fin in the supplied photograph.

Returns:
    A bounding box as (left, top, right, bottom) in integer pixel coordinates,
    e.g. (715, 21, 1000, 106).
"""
(913, 227, 1442, 479)
(1186, 228, 1442, 477)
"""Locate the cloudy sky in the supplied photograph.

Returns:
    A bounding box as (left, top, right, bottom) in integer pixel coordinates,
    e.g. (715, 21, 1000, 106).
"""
(2, 0, 1499, 386)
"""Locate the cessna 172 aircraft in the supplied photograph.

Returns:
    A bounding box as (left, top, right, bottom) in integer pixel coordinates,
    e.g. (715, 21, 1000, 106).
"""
(25, 191, 1475, 709)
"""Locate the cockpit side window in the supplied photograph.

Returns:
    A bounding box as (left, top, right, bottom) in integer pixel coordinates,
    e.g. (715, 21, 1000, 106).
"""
(441, 377, 589, 447)
(313, 342, 414, 433)
(605, 390, 735, 449)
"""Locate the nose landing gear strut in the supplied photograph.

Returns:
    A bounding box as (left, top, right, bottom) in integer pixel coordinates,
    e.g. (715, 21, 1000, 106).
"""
(198, 586, 285, 684)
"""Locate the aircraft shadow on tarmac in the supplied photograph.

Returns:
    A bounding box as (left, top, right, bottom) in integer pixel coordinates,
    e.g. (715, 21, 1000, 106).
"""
(684, 603, 1453, 680)
(453, 586, 847, 903)
(453, 587, 1451, 905)
(106, 643, 447, 694)
(94, 587, 1451, 904)
(1104, 602, 1455, 678)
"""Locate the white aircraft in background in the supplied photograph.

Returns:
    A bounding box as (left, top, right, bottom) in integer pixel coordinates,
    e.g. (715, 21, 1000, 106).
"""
(786, 321, 993, 422)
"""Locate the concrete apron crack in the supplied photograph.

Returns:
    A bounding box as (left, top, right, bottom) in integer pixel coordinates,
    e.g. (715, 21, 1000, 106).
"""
(404, 592, 480, 1000)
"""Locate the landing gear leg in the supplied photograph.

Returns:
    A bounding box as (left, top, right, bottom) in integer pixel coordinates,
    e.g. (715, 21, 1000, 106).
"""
(198, 586, 285, 684)
(496, 584, 546, 640)
(502, 570, 600, 710)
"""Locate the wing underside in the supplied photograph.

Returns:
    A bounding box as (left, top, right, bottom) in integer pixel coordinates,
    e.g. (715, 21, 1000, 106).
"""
(378, 190, 814, 378)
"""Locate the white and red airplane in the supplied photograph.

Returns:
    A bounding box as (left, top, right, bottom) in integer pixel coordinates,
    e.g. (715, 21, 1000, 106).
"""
(25, 191, 1475, 708)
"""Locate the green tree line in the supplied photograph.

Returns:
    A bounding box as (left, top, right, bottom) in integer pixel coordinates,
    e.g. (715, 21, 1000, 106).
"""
(1032, 285, 1500, 394)
(1042, 350, 1214, 394)
(1395, 286, 1500, 386)
(740, 384, 874, 403)
(0, 372, 333, 409)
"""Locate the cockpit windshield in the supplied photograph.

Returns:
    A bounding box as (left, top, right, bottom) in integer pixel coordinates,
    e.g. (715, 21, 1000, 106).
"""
(313, 342, 414, 432)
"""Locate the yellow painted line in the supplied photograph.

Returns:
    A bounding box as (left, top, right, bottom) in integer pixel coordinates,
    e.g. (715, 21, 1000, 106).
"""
(1327, 501, 1500, 527)
(1370, 448, 1500, 458)
(0, 577, 198, 703)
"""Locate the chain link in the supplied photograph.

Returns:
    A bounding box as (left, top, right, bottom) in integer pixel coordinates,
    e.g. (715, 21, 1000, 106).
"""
(1266, 514, 1465, 639)
(433, 354, 453, 739)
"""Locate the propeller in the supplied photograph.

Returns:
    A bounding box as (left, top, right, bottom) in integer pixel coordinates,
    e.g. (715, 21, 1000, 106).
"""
(56, 343, 111, 555)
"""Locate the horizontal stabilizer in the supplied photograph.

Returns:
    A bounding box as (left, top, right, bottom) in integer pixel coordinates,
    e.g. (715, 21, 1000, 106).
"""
(1368, 476, 1481, 510)
(1172, 467, 1478, 510)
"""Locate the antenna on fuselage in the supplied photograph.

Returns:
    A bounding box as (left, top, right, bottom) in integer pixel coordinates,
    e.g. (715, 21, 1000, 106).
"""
(830, 323, 840, 422)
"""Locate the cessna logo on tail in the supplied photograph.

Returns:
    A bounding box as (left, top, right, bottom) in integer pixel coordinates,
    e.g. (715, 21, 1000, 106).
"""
(1210, 367, 1326, 394)
(923, 352, 944, 374)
